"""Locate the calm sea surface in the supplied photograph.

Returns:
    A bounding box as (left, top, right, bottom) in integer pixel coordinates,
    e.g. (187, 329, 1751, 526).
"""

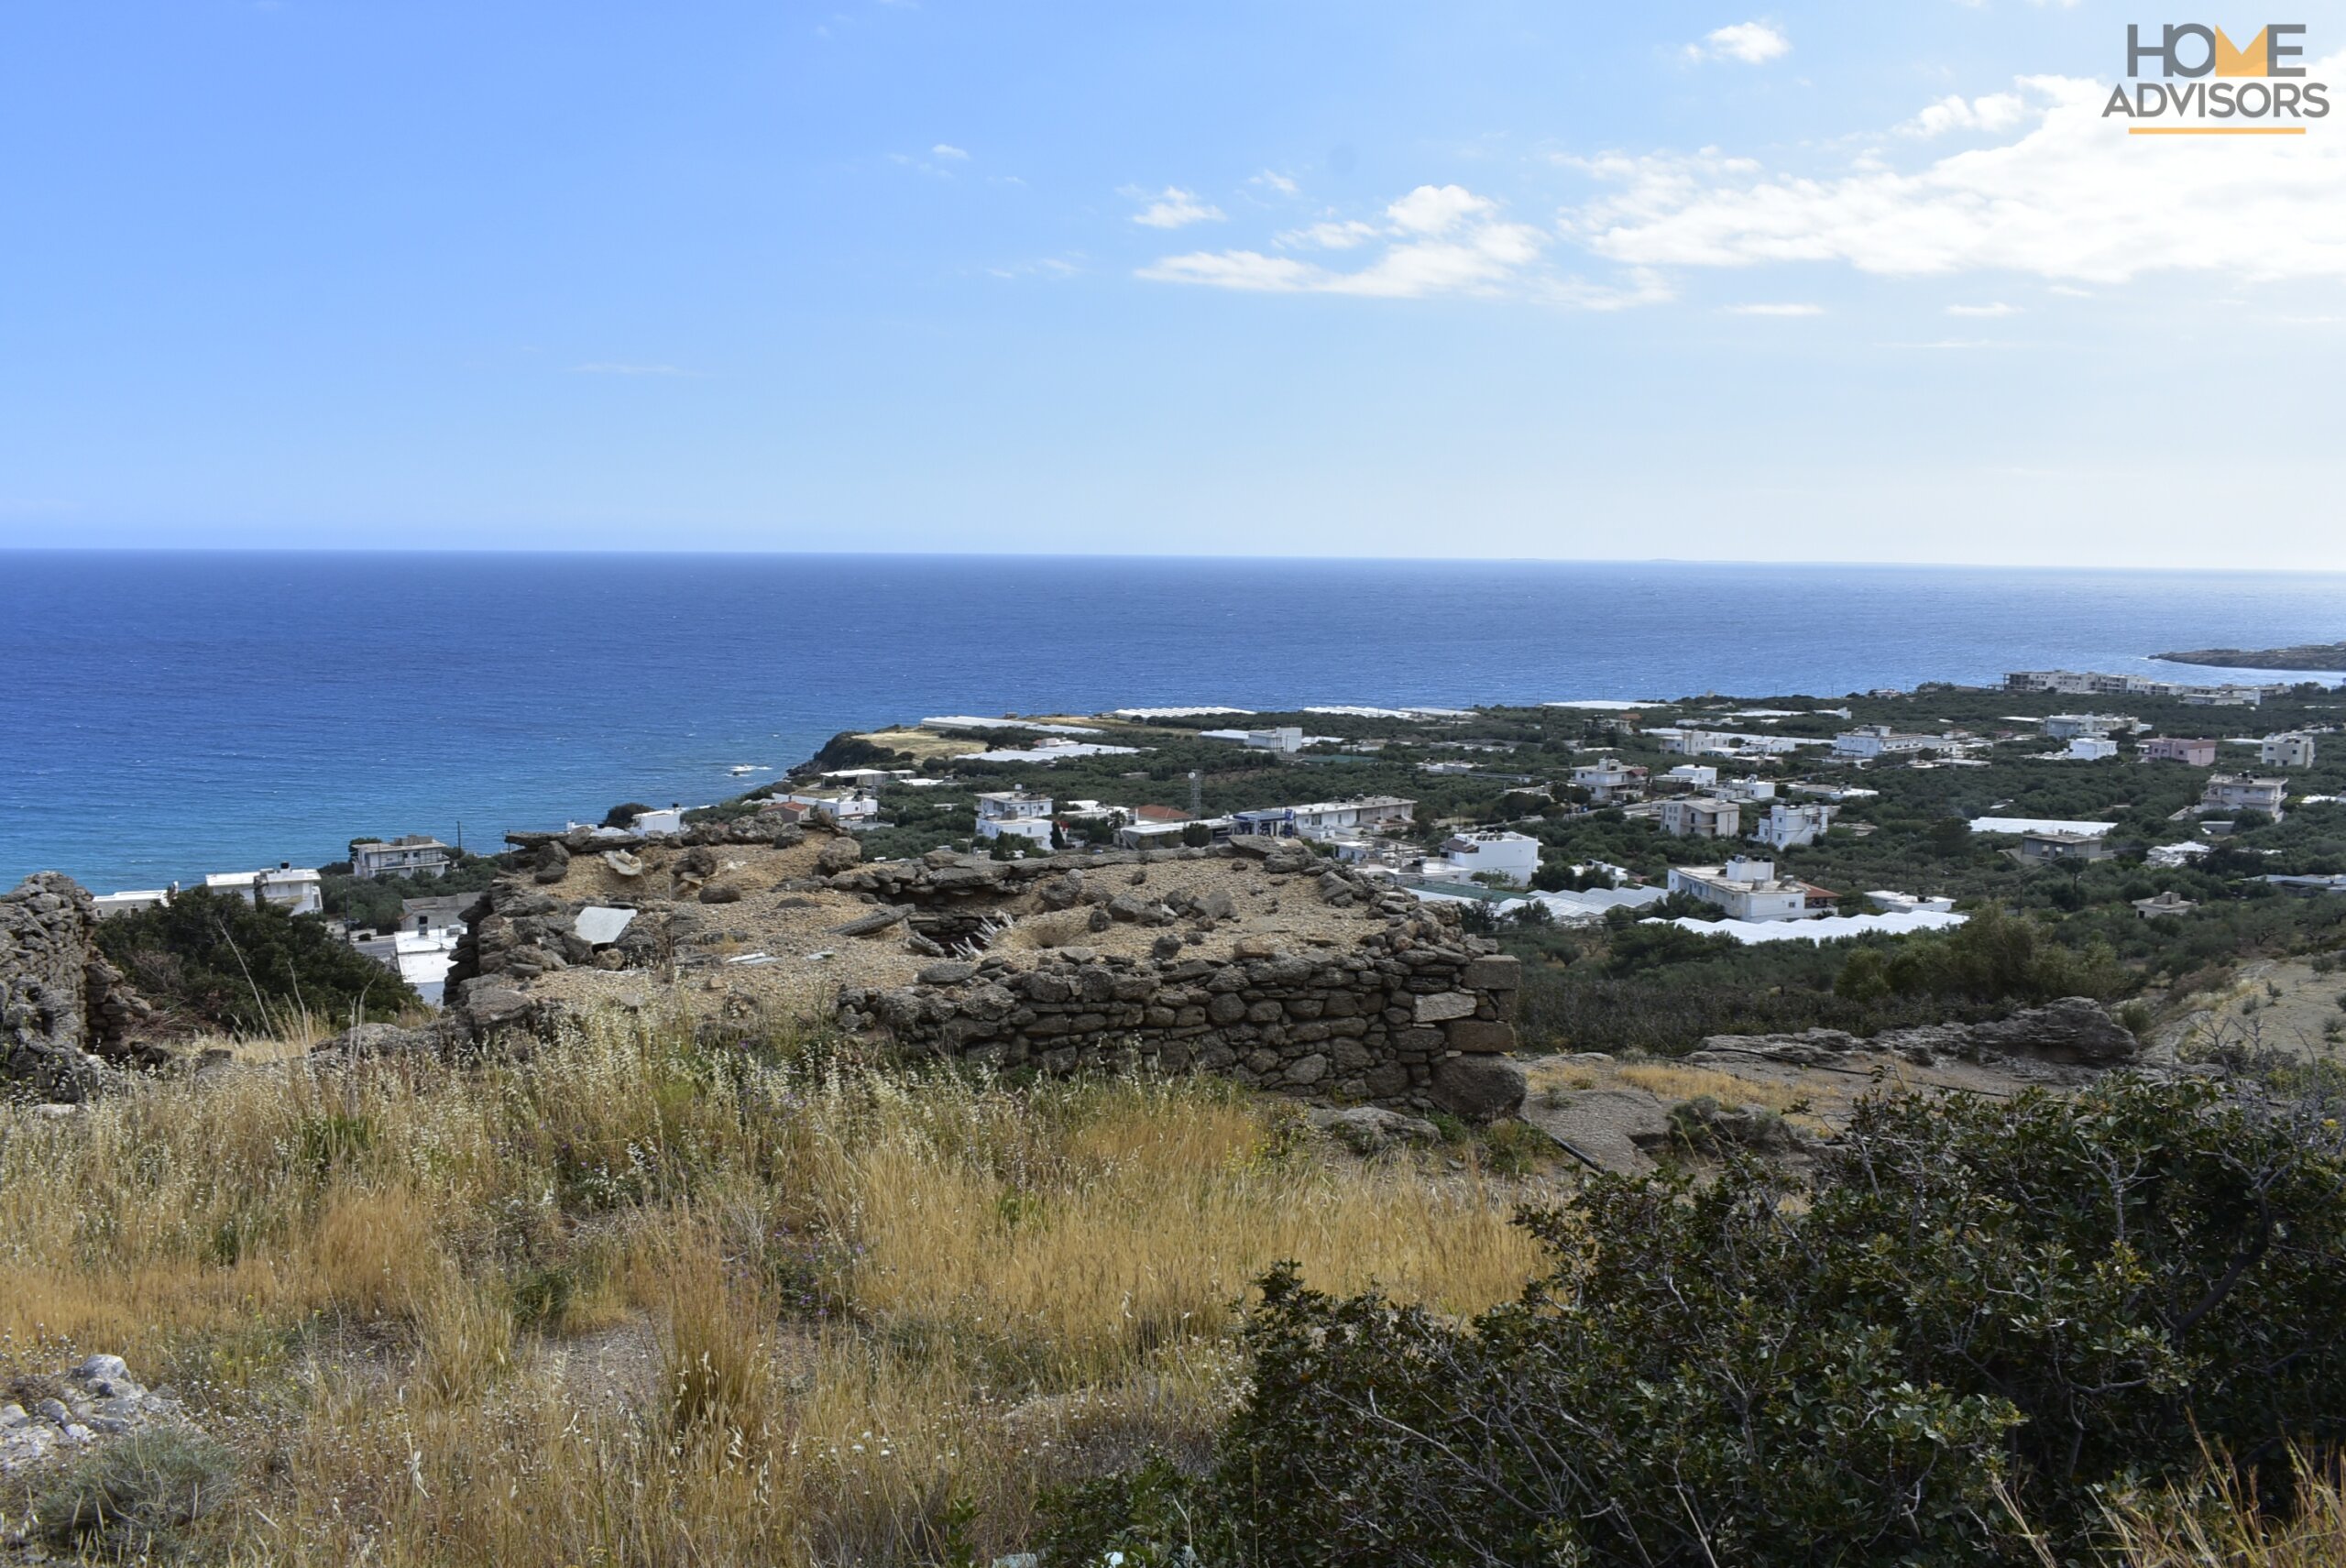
(3, 552, 2341, 891)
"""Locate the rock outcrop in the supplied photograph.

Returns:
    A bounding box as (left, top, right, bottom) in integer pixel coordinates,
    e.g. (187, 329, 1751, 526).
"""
(1688, 997, 2140, 1073)
(2, 873, 154, 1102)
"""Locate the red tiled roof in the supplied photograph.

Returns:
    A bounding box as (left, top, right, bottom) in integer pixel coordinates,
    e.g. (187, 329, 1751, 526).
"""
(1135, 805, 1193, 821)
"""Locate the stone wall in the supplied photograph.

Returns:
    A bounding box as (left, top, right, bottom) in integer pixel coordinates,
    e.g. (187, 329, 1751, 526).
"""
(449, 828, 1530, 1120)
(2, 873, 152, 1102)
(833, 919, 1527, 1119)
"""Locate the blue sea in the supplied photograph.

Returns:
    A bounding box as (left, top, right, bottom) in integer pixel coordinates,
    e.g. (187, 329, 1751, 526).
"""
(3, 552, 2341, 893)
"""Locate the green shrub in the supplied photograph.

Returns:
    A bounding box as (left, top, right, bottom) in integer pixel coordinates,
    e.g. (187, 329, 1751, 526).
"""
(1046, 1076, 2346, 1566)
(94, 887, 419, 1035)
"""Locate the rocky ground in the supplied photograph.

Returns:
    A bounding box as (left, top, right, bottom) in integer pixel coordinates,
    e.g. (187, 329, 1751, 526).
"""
(2153, 957, 2346, 1062)
(1517, 997, 2154, 1177)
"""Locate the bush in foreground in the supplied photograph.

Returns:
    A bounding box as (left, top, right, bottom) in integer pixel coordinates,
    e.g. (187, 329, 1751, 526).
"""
(1047, 1076, 2346, 1566)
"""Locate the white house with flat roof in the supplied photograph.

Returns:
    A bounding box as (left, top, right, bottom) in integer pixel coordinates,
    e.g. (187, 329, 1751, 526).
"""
(1426, 830, 1540, 888)
(1230, 796, 1415, 839)
(349, 835, 453, 879)
(2261, 732, 2318, 769)
(1660, 797, 1741, 839)
(204, 864, 323, 916)
(1571, 758, 1647, 802)
(1833, 726, 1946, 760)
(975, 792, 1054, 844)
(1662, 763, 1718, 789)
(2066, 736, 2120, 761)
(92, 889, 172, 918)
(1667, 857, 1816, 922)
(784, 788, 881, 824)
(2203, 775, 2287, 817)
(2045, 714, 2121, 740)
(1752, 801, 1836, 850)
(1716, 777, 1778, 803)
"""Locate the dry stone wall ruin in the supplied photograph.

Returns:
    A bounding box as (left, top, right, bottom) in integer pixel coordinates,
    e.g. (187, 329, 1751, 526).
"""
(1, 872, 153, 1102)
(446, 824, 1529, 1119)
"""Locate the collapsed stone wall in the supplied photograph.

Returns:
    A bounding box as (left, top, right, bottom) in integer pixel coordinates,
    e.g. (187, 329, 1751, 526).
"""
(2, 873, 154, 1102)
(448, 827, 1529, 1119)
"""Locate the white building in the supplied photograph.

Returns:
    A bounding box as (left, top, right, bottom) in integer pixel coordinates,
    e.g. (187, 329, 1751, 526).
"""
(349, 835, 453, 879)
(1833, 725, 1946, 760)
(2261, 732, 2318, 769)
(1240, 726, 1305, 753)
(2007, 670, 2277, 705)
(1866, 890, 1956, 915)
(204, 864, 324, 917)
(1429, 830, 1540, 889)
(2203, 775, 2287, 818)
(1661, 763, 1718, 789)
(92, 889, 172, 918)
(975, 792, 1054, 844)
(1667, 857, 1817, 922)
(1716, 777, 1778, 803)
(2044, 714, 2121, 740)
(1659, 797, 1741, 839)
(1752, 801, 1837, 850)
(784, 788, 882, 824)
(630, 806, 687, 835)
(1229, 796, 1415, 839)
(1570, 759, 1647, 803)
(1658, 729, 1809, 759)
(2066, 736, 2120, 762)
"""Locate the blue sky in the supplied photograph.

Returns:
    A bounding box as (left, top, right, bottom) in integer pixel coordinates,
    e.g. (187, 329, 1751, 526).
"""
(3, 2, 2342, 566)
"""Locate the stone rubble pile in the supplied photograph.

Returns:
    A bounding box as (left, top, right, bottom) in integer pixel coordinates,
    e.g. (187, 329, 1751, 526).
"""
(0, 1355, 182, 1475)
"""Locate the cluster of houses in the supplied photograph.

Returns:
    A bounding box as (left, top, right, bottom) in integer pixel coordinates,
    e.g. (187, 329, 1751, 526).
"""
(2005, 670, 2285, 706)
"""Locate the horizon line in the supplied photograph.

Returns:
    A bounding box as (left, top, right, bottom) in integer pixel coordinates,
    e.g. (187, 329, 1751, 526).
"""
(3, 545, 2344, 577)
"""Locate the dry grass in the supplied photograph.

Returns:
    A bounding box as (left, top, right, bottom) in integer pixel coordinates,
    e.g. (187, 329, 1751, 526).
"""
(0, 1011, 1540, 1564)
(2076, 1451, 2346, 1567)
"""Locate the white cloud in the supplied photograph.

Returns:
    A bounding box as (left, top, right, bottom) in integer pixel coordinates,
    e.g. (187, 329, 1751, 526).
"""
(1130, 187, 1226, 228)
(1277, 219, 1380, 250)
(931, 143, 969, 160)
(1685, 21, 1790, 65)
(1946, 302, 2021, 317)
(1251, 170, 1299, 195)
(1727, 302, 1824, 315)
(1387, 183, 1496, 234)
(1900, 92, 2026, 137)
(1142, 182, 1667, 307)
(988, 257, 1080, 280)
(1567, 66, 2346, 284)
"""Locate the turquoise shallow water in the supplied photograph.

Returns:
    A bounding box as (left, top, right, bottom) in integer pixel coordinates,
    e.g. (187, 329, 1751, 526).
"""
(3, 551, 2340, 891)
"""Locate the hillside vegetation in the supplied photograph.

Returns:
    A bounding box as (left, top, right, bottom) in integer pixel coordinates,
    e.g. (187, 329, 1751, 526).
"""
(0, 1014, 1535, 1564)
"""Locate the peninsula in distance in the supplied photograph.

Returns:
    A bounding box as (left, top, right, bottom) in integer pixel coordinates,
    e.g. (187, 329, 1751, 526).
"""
(2155, 639, 2346, 672)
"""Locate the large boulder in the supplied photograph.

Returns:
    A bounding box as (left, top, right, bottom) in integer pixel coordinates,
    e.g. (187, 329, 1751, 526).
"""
(1427, 1056, 1527, 1122)
(1961, 996, 2139, 1067)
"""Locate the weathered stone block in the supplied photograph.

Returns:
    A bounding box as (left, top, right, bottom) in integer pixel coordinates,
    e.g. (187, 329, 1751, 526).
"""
(1462, 956, 1522, 991)
(1445, 1019, 1515, 1054)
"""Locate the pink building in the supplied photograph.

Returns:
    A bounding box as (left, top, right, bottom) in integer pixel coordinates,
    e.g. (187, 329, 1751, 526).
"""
(2143, 737, 2218, 766)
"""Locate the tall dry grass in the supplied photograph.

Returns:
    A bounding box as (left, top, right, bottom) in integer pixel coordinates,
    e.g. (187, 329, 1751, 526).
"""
(2088, 1453, 2346, 1568)
(0, 1010, 1541, 1563)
